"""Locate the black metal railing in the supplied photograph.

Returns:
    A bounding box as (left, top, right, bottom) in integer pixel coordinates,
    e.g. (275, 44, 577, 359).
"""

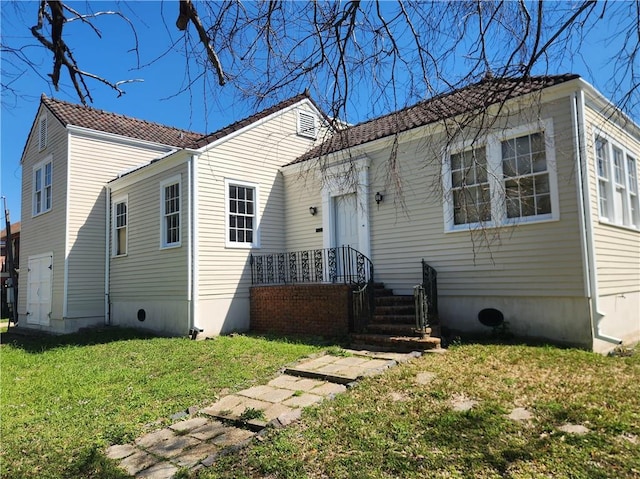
(415, 260, 439, 332)
(250, 246, 375, 332)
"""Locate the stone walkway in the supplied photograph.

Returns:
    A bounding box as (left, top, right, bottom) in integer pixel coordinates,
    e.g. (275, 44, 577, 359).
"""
(106, 349, 422, 478)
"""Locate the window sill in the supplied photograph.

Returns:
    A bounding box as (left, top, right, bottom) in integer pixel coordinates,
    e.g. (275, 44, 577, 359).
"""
(225, 242, 260, 249)
(112, 253, 128, 258)
(597, 219, 640, 233)
(160, 243, 182, 250)
(32, 208, 52, 219)
(445, 215, 559, 233)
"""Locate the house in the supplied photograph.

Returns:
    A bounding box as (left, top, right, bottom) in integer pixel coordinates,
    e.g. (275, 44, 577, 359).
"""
(17, 74, 639, 353)
(278, 74, 640, 353)
(18, 92, 328, 335)
(1, 221, 20, 319)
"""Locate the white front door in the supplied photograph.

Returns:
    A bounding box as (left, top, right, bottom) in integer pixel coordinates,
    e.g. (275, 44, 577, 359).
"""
(26, 253, 53, 326)
(334, 193, 359, 249)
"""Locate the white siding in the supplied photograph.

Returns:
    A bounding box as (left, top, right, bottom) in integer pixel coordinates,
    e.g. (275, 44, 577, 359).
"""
(66, 134, 173, 324)
(109, 163, 190, 336)
(196, 103, 323, 334)
(18, 107, 67, 331)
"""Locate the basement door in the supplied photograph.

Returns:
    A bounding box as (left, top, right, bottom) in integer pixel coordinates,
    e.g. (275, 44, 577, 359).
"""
(26, 253, 53, 326)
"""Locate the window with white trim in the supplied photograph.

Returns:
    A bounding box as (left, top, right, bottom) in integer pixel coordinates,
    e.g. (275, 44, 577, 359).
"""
(33, 158, 52, 216)
(225, 179, 259, 248)
(444, 119, 558, 231)
(594, 134, 640, 229)
(297, 111, 317, 139)
(161, 176, 181, 248)
(112, 197, 128, 256)
(39, 115, 47, 151)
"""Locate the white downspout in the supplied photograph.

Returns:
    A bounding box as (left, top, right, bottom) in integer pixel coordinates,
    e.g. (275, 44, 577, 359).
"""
(188, 153, 201, 338)
(573, 90, 622, 345)
(104, 185, 111, 325)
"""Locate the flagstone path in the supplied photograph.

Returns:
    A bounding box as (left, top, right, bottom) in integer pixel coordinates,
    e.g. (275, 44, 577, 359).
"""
(106, 349, 422, 479)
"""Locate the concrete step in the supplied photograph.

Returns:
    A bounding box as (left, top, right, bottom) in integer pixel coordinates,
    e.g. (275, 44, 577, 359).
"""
(375, 295, 414, 306)
(366, 323, 431, 336)
(374, 304, 415, 315)
(372, 314, 415, 324)
(350, 333, 441, 351)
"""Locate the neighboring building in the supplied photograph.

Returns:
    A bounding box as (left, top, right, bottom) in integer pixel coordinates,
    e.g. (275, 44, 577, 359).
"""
(1, 221, 20, 318)
(17, 74, 640, 353)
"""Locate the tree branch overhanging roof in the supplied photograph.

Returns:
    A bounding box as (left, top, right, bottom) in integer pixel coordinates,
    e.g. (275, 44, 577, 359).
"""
(288, 74, 580, 165)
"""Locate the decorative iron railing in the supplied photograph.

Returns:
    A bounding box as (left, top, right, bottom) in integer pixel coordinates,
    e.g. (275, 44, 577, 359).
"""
(250, 246, 375, 332)
(250, 246, 373, 286)
(415, 260, 439, 332)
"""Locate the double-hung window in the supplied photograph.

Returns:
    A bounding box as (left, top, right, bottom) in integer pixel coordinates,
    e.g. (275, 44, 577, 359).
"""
(594, 133, 640, 229)
(444, 119, 558, 231)
(33, 157, 53, 216)
(112, 197, 128, 256)
(225, 179, 259, 248)
(161, 176, 181, 248)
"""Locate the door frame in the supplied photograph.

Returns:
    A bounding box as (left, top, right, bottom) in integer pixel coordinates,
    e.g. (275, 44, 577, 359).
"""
(320, 155, 371, 259)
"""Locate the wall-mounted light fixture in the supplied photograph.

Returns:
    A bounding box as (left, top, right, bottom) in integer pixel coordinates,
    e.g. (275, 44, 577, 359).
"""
(375, 192, 384, 205)
(309, 206, 317, 216)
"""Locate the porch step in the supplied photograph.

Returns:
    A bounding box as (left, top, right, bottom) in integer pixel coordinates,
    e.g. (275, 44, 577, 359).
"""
(374, 304, 415, 315)
(375, 295, 414, 306)
(350, 333, 441, 351)
(366, 323, 426, 336)
(372, 314, 415, 324)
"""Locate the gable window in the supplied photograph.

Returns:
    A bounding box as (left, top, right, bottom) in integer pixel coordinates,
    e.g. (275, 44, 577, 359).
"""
(444, 119, 558, 231)
(39, 115, 48, 151)
(225, 179, 259, 248)
(112, 197, 128, 256)
(33, 158, 53, 216)
(160, 176, 181, 248)
(297, 111, 317, 139)
(594, 133, 640, 229)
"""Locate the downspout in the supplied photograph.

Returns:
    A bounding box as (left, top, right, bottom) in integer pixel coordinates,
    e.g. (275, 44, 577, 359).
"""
(104, 185, 111, 325)
(188, 153, 202, 339)
(573, 89, 622, 345)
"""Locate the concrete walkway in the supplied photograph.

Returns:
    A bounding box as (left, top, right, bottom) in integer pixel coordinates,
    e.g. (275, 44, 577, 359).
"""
(106, 349, 421, 478)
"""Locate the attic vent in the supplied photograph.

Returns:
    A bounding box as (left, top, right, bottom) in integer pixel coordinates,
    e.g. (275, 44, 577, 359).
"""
(297, 111, 317, 139)
(39, 115, 48, 151)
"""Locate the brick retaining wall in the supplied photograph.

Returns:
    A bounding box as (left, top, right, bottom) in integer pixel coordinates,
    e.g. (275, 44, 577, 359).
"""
(250, 284, 352, 337)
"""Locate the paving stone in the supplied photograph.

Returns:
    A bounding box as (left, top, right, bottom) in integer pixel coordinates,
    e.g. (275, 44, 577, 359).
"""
(230, 397, 272, 417)
(276, 408, 302, 427)
(173, 442, 220, 468)
(106, 444, 136, 460)
(136, 461, 178, 479)
(136, 428, 175, 449)
(283, 393, 324, 408)
(262, 402, 294, 421)
(333, 356, 370, 366)
(201, 395, 245, 416)
(415, 372, 437, 385)
(146, 433, 200, 459)
(268, 375, 324, 391)
(211, 427, 255, 446)
(118, 450, 158, 476)
(189, 421, 228, 441)
(451, 395, 478, 412)
(169, 416, 209, 433)
(389, 391, 410, 402)
(558, 423, 590, 435)
(239, 385, 295, 403)
(507, 407, 533, 422)
(309, 382, 347, 397)
(316, 363, 356, 376)
(360, 359, 393, 370)
(170, 411, 189, 421)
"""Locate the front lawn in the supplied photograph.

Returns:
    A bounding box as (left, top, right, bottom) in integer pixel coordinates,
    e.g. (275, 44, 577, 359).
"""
(204, 343, 640, 479)
(0, 328, 325, 478)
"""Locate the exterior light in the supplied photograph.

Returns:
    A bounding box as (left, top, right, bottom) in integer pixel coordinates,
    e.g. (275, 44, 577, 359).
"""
(309, 206, 317, 216)
(375, 192, 384, 204)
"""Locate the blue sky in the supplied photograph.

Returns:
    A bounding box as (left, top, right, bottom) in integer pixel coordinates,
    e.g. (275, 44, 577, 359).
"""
(1, 1, 636, 221)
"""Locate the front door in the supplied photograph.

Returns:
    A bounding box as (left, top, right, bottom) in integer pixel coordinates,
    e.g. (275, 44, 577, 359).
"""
(26, 253, 52, 326)
(334, 193, 359, 281)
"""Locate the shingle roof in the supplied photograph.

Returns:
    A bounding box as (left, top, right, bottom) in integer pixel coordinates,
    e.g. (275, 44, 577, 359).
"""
(289, 74, 580, 165)
(1, 221, 20, 240)
(42, 95, 205, 148)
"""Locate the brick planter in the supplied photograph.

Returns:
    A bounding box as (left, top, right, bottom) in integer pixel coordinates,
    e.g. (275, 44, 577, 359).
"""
(250, 284, 352, 338)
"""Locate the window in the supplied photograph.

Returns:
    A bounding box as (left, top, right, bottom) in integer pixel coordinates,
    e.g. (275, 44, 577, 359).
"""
(450, 147, 491, 225)
(33, 158, 52, 216)
(594, 134, 640, 229)
(112, 197, 127, 256)
(39, 115, 47, 151)
(297, 111, 317, 139)
(225, 179, 259, 248)
(444, 119, 558, 231)
(160, 176, 181, 248)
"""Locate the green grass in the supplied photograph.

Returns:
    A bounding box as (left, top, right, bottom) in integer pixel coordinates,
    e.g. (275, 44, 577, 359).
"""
(201, 343, 640, 479)
(0, 328, 324, 479)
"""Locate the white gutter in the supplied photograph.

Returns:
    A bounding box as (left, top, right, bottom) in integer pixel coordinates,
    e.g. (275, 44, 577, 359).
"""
(104, 185, 111, 325)
(573, 89, 622, 345)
